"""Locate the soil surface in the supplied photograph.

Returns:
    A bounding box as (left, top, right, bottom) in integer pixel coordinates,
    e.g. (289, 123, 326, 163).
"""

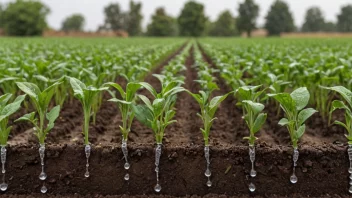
(2, 42, 350, 197)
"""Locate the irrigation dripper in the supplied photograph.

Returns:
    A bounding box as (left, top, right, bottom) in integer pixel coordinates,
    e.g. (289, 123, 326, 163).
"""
(204, 145, 212, 187)
(154, 143, 162, 192)
(290, 148, 299, 184)
(121, 139, 130, 181)
(0, 145, 7, 191)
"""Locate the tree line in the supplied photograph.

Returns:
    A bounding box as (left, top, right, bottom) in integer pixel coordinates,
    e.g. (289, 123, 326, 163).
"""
(0, 0, 352, 37)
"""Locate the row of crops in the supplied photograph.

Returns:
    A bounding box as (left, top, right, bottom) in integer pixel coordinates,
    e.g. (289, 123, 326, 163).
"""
(0, 38, 352, 195)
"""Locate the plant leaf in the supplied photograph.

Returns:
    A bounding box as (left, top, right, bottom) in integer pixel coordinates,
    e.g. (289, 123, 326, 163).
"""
(252, 113, 267, 133)
(139, 82, 157, 98)
(46, 105, 60, 132)
(295, 124, 306, 139)
(242, 100, 265, 115)
(268, 93, 295, 113)
(278, 118, 289, 126)
(290, 87, 310, 111)
(16, 82, 40, 99)
(321, 86, 352, 109)
(126, 82, 142, 101)
(298, 108, 317, 126)
(132, 104, 153, 128)
(108, 98, 131, 105)
(105, 82, 125, 98)
(0, 95, 26, 121)
(15, 112, 36, 123)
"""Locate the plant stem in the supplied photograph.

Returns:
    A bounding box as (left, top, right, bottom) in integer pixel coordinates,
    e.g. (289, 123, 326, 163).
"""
(83, 106, 91, 145)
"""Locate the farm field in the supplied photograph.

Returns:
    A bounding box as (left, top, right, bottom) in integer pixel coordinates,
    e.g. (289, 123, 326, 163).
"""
(0, 37, 352, 197)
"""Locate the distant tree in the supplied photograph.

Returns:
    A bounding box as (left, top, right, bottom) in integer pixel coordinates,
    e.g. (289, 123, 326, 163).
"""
(147, 7, 178, 36)
(302, 7, 325, 32)
(178, 1, 207, 37)
(127, 1, 143, 36)
(61, 14, 85, 32)
(237, 0, 259, 37)
(2, 0, 50, 36)
(337, 5, 352, 32)
(103, 3, 128, 31)
(324, 21, 336, 32)
(209, 10, 237, 36)
(265, 0, 295, 36)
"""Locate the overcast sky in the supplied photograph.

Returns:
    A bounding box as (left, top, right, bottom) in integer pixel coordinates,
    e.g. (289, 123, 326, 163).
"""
(1, 0, 351, 31)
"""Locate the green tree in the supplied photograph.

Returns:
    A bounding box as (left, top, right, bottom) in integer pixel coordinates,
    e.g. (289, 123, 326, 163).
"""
(302, 7, 325, 32)
(337, 5, 352, 32)
(147, 7, 178, 36)
(2, 0, 50, 36)
(209, 10, 237, 36)
(237, 0, 259, 37)
(178, 1, 207, 37)
(324, 21, 336, 32)
(103, 3, 128, 31)
(127, 1, 143, 36)
(0, 3, 3, 28)
(61, 14, 85, 32)
(265, 0, 295, 36)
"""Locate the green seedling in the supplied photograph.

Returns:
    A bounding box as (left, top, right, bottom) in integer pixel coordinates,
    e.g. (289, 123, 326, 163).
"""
(105, 82, 142, 181)
(268, 87, 317, 184)
(321, 86, 352, 193)
(15, 81, 62, 193)
(133, 74, 184, 193)
(69, 77, 108, 178)
(0, 93, 25, 191)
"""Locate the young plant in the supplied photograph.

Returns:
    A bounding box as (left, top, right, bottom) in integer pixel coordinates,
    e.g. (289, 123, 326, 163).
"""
(15, 82, 62, 194)
(133, 75, 184, 193)
(105, 82, 142, 181)
(321, 86, 352, 193)
(268, 87, 317, 184)
(69, 77, 108, 178)
(0, 94, 25, 191)
(236, 86, 267, 191)
(187, 85, 232, 188)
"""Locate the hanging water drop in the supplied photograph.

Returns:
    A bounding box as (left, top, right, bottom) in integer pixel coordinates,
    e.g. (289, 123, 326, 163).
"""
(154, 183, 161, 192)
(154, 143, 162, 192)
(124, 163, 130, 170)
(124, 173, 129, 181)
(290, 174, 298, 184)
(249, 182, 256, 192)
(41, 185, 47, 194)
(204, 168, 211, 177)
(349, 186, 352, 194)
(206, 178, 212, 187)
(0, 181, 8, 191)
(249, 145, 256, 178)
(84, 144, 91, 178)
(39, 172, 47, 180)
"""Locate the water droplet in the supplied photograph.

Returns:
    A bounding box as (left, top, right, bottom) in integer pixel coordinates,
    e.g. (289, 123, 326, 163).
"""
(350, 174, 352, 180)
(154, 183, 161, 192)
(155, 167, 159, 172)
(124, 163, 130, 170)
(84, 171, 90, 178)
(206, 180, 212, 187)
(290, 174, 297, 184)
(249, 182, 256, 192)
(349, 186, 352, 193)
(349, 168, 352, 173)
(124, 173, 129, 181)
(2, 170, 5, 174)
(39, 172, 47, 180)
(0, 183, 8, 191)
(204, 169, 211, 177)
(250, 169, 257, 177)
(41, 185, 47, 193)
(350, 180, 352, 185)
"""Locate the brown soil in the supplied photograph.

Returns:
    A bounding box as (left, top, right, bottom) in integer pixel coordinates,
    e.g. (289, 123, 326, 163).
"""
(2, 42, 351, 197)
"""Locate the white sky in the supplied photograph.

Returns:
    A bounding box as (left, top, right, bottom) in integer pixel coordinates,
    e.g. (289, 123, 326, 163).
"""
(1, 0, 351, 31)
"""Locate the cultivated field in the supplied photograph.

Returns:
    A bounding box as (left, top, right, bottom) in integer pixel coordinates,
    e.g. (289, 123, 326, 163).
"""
(0, 37, 352, 197)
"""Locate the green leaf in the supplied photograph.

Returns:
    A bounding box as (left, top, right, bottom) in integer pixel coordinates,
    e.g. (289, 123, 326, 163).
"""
(108, 98, 131, 105)
(268, 93, 295, 114)
(15, 112, 36, 123)
(296, 124, 306, 139)
(242, 100, 265, 115)
(0, 95, 26, 121)
(330, 100, 351, 114)
(321, 86, 352, 109)
(39, 82, 62, 110)
(278, 118, 289, 126)
(290, 87, 310, 111)
(209, 92, 232, 117)
(185, 90, 202, 105)
(69, 77, 85, 98)
(152, 98, 165, 117)
(334, 120, 350, 132)
(46, 105, 60, 132)
(16, 82, 40, 99)
(137, 95, 153, 110)
(252, 113, 267, 133)
(126, 82, 142, 101)
(105, 82, 126, 98)
(132, 104, 153, 128)
(139, 82, 157, 98)
(0, 94, 12, 107)
(297, 108, 317, 126)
